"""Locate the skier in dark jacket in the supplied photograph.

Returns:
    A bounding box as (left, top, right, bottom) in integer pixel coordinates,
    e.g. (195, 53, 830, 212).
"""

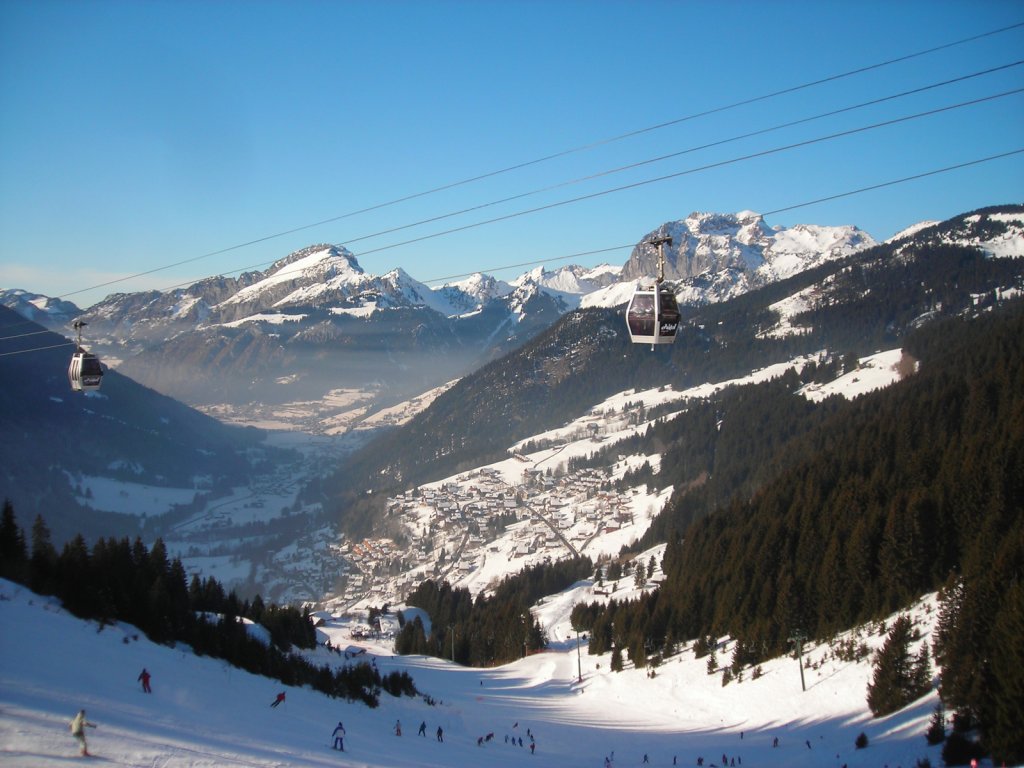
(137, 668, 152, 693)
(332, 721, 346, 750)
(436, 725, 444, 742)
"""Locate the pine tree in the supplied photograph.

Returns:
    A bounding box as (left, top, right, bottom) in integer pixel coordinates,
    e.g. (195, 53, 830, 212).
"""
(0, 499, 26, 581)
(866, 615, 931, 716)
(926, 703, 946, 745)
(28, 514, 57, 594)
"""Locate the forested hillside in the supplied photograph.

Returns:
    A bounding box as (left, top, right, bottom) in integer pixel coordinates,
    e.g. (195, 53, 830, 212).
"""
(571, 300, 1024, 762)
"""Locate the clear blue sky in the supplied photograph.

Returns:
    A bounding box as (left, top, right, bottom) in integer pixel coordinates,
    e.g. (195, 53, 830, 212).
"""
(1, 0, 1022, 308)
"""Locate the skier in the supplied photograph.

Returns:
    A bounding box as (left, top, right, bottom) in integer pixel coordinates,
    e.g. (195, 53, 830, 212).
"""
(436, 725, 444, 742)
(69, 709, 96, 757)
(270, 692, 286, 708)
(332, 721, 346, 751)
(137, 667, 152, 693)
(418, 721, 427, 737)
(394, 719, 402, 736)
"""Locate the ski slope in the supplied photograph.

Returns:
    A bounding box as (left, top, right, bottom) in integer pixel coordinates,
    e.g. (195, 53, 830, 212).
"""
(0, 576, 961, 767)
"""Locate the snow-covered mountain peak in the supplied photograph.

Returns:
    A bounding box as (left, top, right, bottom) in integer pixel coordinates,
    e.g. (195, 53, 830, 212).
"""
(511, 263, 621, 295)
(218, 244, 363, 309)
(622, 211, 877, 306)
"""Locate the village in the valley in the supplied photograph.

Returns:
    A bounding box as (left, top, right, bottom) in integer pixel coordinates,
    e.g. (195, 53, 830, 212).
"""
(322, 387, 685, 615)
(328, 454, 669, 615)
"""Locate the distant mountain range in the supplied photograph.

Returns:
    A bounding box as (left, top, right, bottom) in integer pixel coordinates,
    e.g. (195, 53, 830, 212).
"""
(2, 211, 880, 428)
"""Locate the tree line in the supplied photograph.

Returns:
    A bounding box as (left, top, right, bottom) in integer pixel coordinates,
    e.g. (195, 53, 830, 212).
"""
(0, 509, 415, 708)
(394, 557, 593, 667)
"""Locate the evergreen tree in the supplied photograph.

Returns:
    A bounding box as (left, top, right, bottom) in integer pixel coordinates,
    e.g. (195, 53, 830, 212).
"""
(633, 564, 647, 589)
(0, 499, 26, 581)
(926, 703, 946, 745)
(29, 514, 57, 594)
(866, 615, 931, 716)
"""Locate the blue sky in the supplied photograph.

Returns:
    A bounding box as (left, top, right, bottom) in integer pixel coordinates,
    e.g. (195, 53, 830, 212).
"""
(1, 0, 1022, 308)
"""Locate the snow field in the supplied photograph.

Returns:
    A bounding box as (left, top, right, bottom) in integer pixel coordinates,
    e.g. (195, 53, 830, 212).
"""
(0, 577, 960, 768)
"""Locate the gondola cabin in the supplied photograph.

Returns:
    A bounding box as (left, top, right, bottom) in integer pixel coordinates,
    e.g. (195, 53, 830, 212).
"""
(68, 319, 103, 392)
(68, 349, 104, 392)
(626, 285, 680, 346)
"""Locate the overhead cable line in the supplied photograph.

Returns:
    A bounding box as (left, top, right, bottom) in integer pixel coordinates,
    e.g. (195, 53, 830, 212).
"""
(3, 148, 1020, 357)
(332, 61, 1024, 250)
(0, 341, 78, 357)
(167, 89, 1024, 290)
(53, 21, 1024, 302)
(0, 329, 54, 341)
(423, 150, 1024, 285)
(341, 88, 1024, 259)
(761, 149, 1024, 217)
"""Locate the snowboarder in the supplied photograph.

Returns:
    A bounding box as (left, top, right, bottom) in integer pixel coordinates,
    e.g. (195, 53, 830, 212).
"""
(69, 709, 96, 757)
(332, 721, 346, 751)
(137, 667, 152, 693)
(436, 725, 444, 742)
(394, 720, 402, 736)
(418, 721, 427, 737)
(270, 692, 286, 708)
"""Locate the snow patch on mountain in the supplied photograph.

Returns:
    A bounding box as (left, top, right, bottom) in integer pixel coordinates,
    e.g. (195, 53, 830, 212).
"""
(800, 348, 906, 402)
(431, 273, 514, 317)
(886, 220, 941, 243)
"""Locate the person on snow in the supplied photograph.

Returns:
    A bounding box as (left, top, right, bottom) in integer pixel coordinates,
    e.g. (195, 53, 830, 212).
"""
(436, 725, 444, 742)
(69, 709, 96, 757)
(394, 719, 402, 736)
(332, 721, 346, 751)
(270, 692, 286, 708)
(137, 668, 152, 693)
(418, 721, 427, 737)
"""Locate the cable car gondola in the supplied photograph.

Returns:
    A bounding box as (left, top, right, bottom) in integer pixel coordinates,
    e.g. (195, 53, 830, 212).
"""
(626, 235, 680, 347)
(68, 319, 103, 392)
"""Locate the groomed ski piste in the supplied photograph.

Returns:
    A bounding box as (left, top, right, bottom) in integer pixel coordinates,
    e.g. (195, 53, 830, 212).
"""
(1, 574, 968, 768)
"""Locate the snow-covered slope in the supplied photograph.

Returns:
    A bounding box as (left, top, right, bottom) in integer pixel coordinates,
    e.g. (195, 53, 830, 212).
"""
(0, 577, 948, 768)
